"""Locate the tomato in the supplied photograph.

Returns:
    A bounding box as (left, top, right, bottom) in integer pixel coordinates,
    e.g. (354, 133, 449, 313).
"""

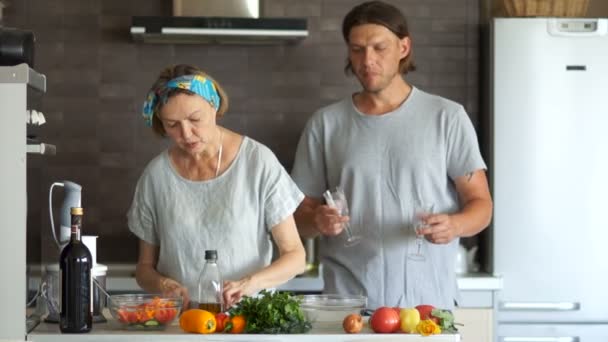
(117, 309, 130, 323)
(415, 304, 439, 324)
(117, 310, 140, 324)
(370, 306, 400, 333)
(215, 312, 229, 332)
(155, 307, 177, 324)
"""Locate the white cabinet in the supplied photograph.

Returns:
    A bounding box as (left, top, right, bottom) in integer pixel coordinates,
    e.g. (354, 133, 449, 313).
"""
(454, 308, 493, 342)
(454, 277, 502, 342)
(0, 64, 46, 340)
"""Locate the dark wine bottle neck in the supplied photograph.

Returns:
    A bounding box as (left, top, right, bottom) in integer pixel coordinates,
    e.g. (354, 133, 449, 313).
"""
(71, 215, 82, 242)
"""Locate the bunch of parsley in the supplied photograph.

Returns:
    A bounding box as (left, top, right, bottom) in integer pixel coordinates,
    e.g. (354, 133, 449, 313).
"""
(227, 290, 312, 334)
(431, 309, 463, 333)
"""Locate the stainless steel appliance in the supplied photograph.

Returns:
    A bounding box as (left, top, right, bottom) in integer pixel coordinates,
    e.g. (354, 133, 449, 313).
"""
(130, 0, 308, 44)
(489, 18, 608, 341)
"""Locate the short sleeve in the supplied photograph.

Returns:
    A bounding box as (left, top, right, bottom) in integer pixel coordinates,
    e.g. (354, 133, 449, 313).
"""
(127, 173, 159, 245)
(445, 106, 487, 180)
(291, 115, 328, 198)
(261, 150, 305, 231)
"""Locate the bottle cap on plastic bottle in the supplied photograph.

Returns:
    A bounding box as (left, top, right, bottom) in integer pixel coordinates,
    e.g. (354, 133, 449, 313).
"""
(205, 250, 217, 260)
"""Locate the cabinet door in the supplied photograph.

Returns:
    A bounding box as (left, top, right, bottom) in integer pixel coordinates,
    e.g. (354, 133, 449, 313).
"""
(454, 308, 493, 342)
(498, 323, 608, 341)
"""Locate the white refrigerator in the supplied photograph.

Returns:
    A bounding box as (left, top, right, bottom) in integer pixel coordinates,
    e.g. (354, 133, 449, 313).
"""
(490, 18, 608, 341)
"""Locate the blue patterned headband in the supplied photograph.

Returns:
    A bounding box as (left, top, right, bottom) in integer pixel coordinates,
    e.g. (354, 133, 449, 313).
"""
(142, 75, 221, 126)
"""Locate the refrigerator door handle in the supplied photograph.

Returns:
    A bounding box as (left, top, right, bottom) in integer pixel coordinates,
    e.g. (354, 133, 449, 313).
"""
(500, 337, 579, 342)
(500, 302, 580, 311)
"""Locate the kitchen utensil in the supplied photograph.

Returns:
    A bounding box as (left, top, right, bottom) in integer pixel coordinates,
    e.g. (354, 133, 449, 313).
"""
(466, 245, 479, 273)
(323, 187, 361, 247)
(455, 244, 468, 274)
(108, 294, 182, 330)
(49, 181, 82, 249)
(299, 294, 367, 327)
(0, 27, 35, 67)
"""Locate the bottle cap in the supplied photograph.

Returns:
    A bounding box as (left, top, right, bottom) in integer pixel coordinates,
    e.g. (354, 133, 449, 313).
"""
(205, 250, 217, 260)
(70, 207, 83, 215)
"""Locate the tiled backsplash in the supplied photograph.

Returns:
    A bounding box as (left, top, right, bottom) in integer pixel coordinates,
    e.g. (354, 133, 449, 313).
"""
(6, 0, 480, 264)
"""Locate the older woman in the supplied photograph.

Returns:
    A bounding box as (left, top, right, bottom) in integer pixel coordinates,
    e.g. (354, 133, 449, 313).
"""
(128, 64, 306, 309)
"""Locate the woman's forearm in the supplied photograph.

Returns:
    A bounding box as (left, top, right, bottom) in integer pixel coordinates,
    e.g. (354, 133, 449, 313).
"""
(135, 263, 165, 293)
(249, 247, 306, 290)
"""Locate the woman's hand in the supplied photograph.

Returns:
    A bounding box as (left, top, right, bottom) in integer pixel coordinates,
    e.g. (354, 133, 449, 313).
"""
(160, 277, 190, 309)
(222, 277, 257, 309)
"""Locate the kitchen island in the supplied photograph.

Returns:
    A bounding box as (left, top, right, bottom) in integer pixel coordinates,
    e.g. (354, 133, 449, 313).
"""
(29, 317, 459, 341)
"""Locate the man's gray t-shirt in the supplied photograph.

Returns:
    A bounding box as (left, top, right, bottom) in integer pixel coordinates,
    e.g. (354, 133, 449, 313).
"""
(291, 87, 486, 309)
(128, 137, 304, 297)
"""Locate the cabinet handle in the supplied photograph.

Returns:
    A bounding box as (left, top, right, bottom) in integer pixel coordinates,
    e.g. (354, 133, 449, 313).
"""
(500, 337, 579, 342)
(500, 302, 580, 311)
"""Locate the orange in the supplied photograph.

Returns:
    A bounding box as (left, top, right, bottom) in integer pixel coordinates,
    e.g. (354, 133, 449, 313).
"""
(179, 309, 216, 334)
(227, 315, 246, 334)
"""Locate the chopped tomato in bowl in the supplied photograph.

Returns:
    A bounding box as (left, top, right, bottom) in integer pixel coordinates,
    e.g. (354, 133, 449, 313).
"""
(109, 294, 182, 330)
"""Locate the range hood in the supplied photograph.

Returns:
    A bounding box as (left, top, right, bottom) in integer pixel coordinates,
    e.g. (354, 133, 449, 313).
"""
(130, 16, 308, 44)
(130, 0, 308, 44)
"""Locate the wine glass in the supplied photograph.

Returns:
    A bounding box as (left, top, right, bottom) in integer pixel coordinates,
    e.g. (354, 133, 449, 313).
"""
(323, 186, 362, 247)
(408, 202, 434, 261)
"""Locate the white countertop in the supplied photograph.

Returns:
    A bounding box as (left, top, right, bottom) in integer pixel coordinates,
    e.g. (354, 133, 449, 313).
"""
(28, 313, 460, 342)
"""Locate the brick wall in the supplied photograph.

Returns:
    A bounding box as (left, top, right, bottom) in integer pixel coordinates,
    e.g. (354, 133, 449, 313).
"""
(5, 0, 481, 264)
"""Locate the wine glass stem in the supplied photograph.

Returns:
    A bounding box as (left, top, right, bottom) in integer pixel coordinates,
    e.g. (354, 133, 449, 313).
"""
(344, 223, 354, 240)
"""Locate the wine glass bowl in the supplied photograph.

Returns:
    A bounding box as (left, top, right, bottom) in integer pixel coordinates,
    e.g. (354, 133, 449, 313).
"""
(408, 202, 434, 261)
(323, 187, 362, 247)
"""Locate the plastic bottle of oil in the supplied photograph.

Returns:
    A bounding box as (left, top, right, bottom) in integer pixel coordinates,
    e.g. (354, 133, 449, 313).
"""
(196, 250, 223, 314)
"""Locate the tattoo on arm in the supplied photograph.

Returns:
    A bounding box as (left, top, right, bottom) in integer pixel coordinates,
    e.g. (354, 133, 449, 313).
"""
(467, 172, 474, 182)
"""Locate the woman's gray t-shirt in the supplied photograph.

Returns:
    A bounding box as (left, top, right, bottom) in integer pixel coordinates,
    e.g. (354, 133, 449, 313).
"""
(128, 137, 304, 297)
(291, 87, 486, 309)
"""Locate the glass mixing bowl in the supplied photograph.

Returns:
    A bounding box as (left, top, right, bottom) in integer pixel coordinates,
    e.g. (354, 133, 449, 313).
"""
(108, 294, 182, 330)
(299, 294, 367, 326)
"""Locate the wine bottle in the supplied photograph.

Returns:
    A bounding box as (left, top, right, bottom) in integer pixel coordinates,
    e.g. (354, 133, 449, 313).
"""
(196, 250, 223, 314)
(59, 207, 93, 333)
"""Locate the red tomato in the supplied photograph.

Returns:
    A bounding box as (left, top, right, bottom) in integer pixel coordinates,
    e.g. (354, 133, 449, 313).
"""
(415, 304, 439, 324)
(119, 310, 140, 324)
(117, 309, 130, 323)
(215, 312, 230, 332)
(370, 307, 400, 333)
(155, 307, 177, 324)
